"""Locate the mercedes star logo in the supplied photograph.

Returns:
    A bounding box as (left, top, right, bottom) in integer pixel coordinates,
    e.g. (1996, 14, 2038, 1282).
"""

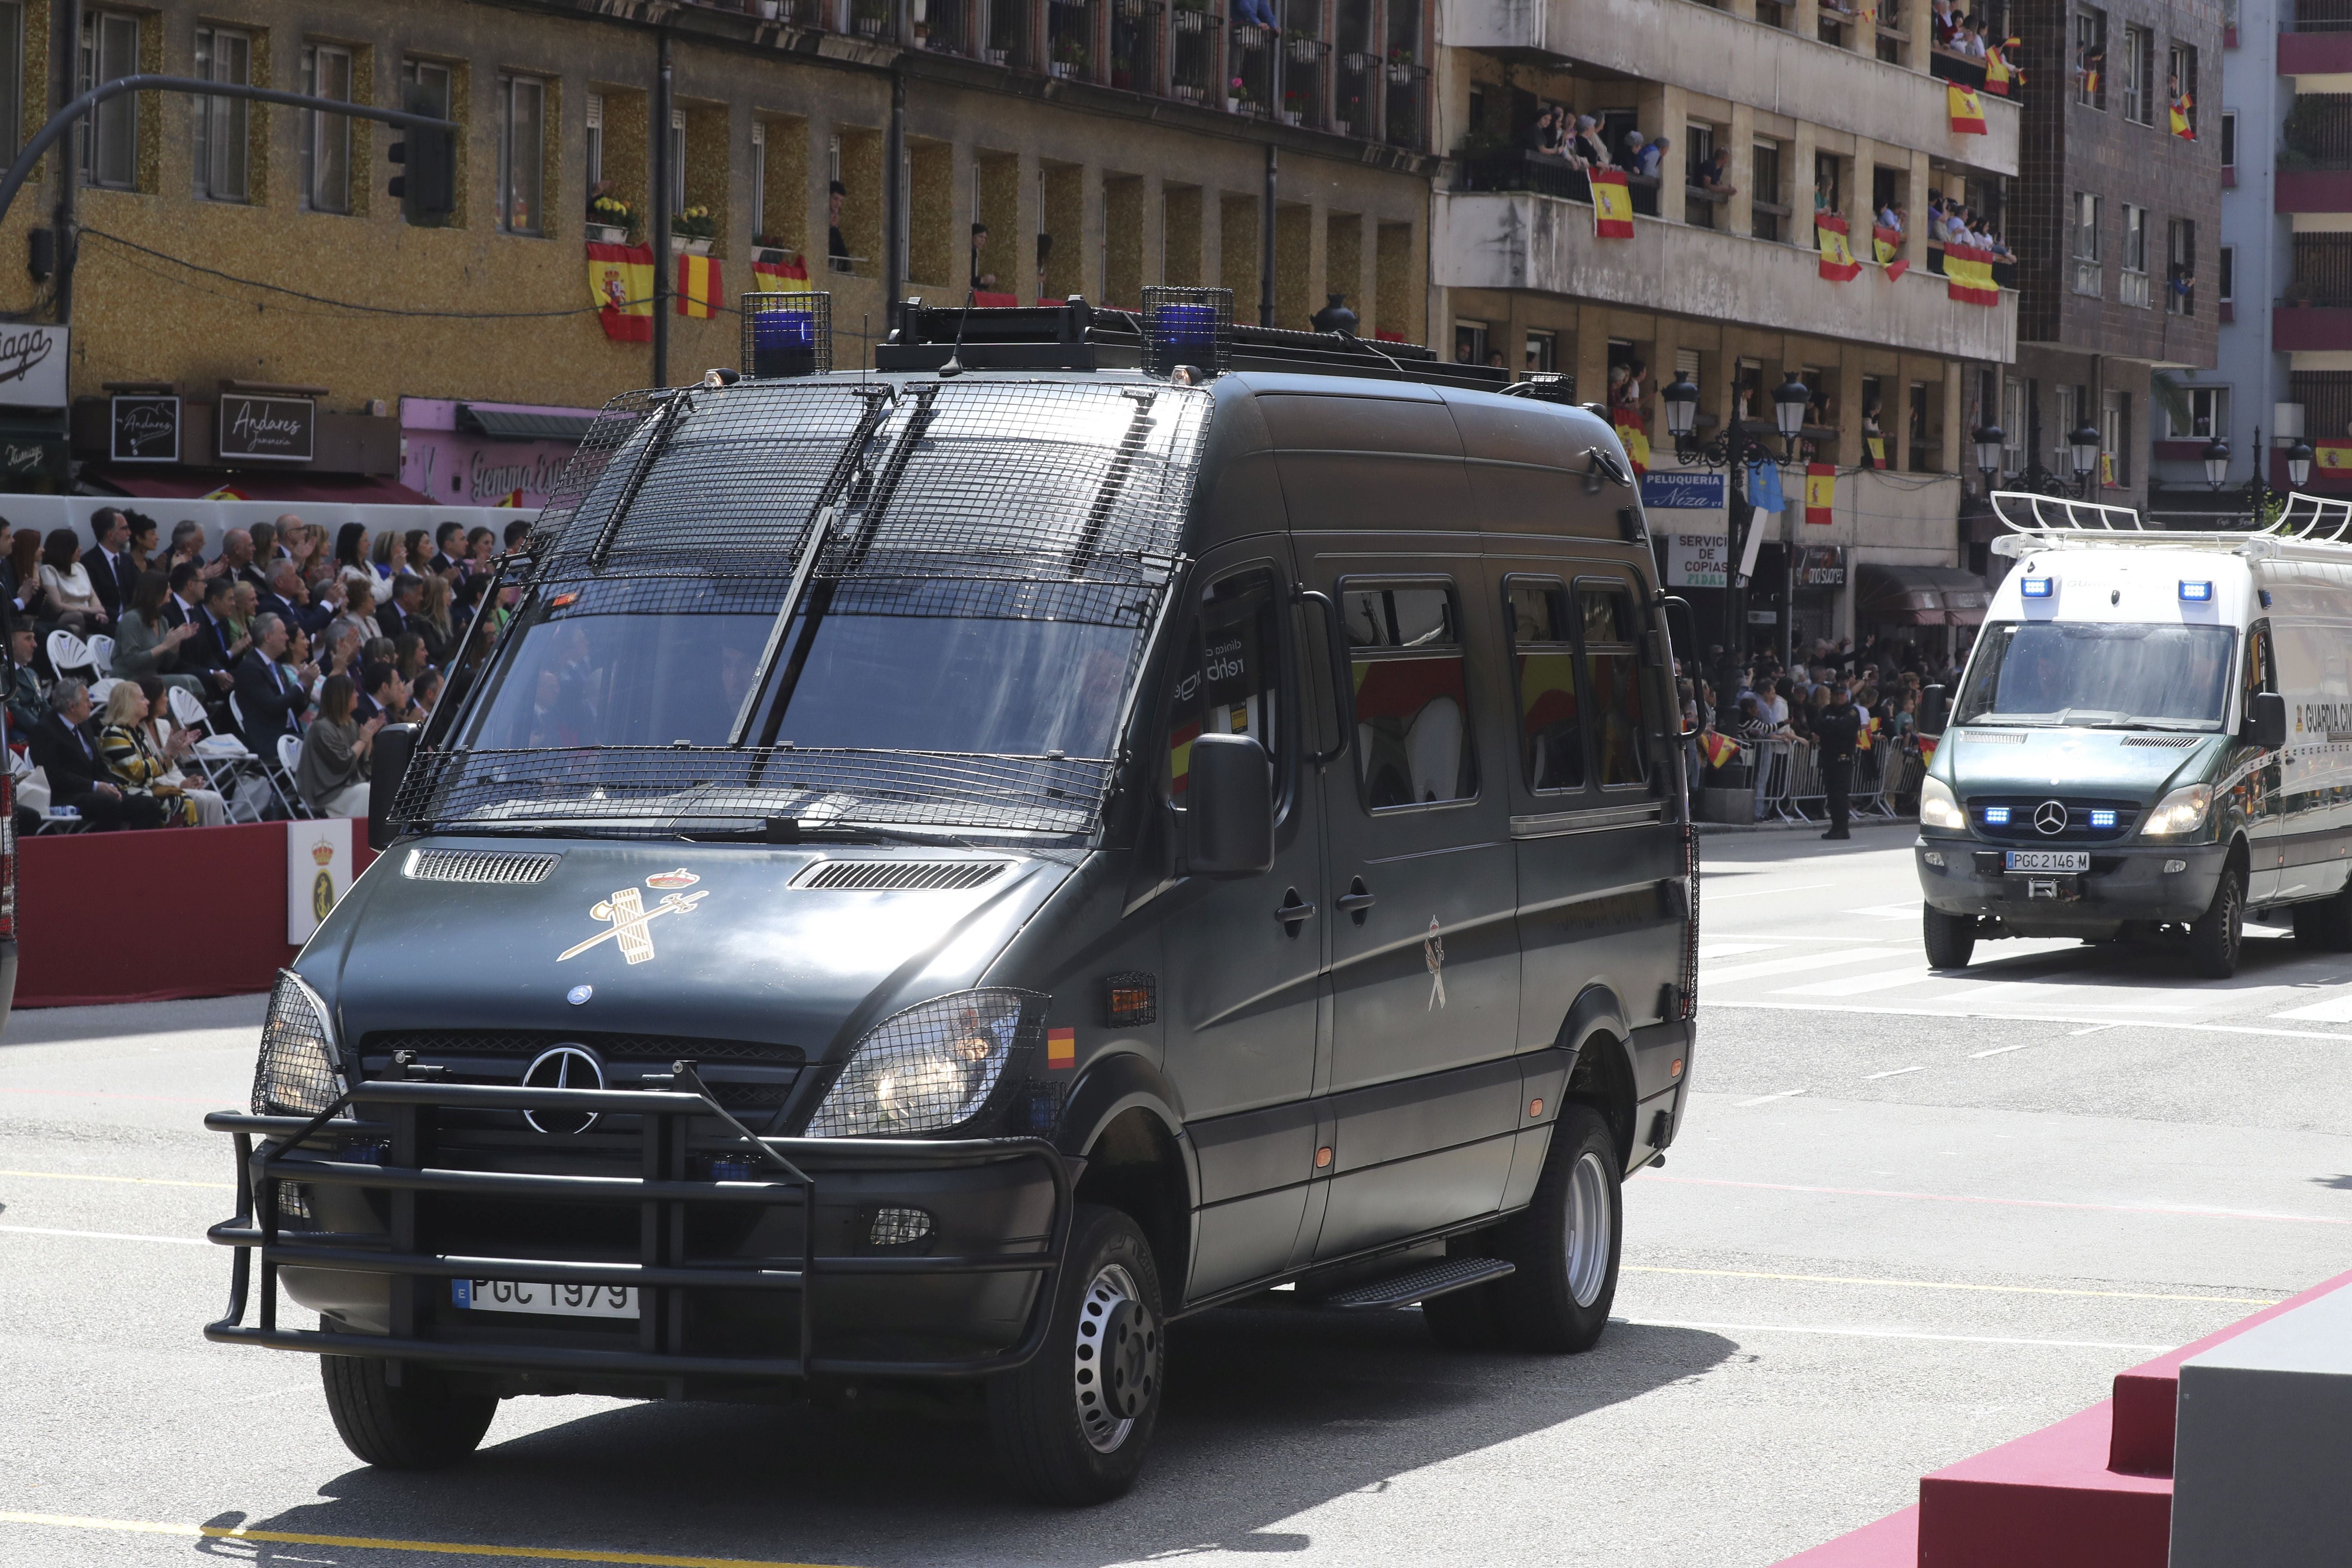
(2033, 800, 2070, 836)
(521, 1044, 605, 1135)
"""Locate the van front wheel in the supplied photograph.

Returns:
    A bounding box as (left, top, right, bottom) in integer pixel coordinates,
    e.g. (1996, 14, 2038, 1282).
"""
(987, 1204, 1164, 1505)
(319, 1354, 497, 1469)
(2188, 864, 2246, 979)
(1923, 905, 1976, 969)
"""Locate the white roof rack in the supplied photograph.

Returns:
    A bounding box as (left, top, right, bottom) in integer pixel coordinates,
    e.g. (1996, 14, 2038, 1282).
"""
(1989, 489, 2352, 563)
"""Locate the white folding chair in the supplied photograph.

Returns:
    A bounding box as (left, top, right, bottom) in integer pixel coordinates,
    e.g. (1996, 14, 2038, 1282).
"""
(173, 685, 265, 820)
(275, 734, 312, 818)
(45, 630, 94, 683)
(88, 677, 121, 708)
(86, 634, 115, 675)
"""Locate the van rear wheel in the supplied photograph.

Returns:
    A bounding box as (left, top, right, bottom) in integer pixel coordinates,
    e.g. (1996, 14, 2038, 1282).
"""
(2188, 863, 2246, 979)
(987, 1203, 1164, 1505)
(1923, 905, 1976, 969)
(1487, 1104, 1621, 1354)
(319, 1354, 498, 1469)
(2293, 880, 2352, 952)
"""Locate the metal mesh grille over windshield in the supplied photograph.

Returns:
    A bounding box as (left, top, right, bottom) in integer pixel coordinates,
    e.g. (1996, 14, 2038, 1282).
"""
(393, 377, 1211, 839)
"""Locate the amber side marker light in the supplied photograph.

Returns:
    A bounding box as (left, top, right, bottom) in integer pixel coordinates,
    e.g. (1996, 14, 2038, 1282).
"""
(1528, 1098, 1544, 1117)
(1314, 1146, 1332, 1169)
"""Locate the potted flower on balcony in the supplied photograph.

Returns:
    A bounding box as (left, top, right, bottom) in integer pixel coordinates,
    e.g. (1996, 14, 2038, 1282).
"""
(1384, 45, 1416, 84)
(587, 191, 636, 245)
(671, 205, 717, 255)
(851, 0, 888, 35)
(1050, 37, 1086, 76)
(1228, 75, 1248, 113)
(1279, 86, 1305, 125)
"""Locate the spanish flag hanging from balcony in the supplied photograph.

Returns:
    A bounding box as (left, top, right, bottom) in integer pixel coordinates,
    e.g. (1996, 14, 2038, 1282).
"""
(2317, 441, 2352, 475)
(677, 253, 723, 318)
(1591, 170, 1635, 239)
(1948, 81, 1988, 135)
(1873, 225, 1910, 282)
(2170, 92, 2195, 138)
(2100, 451, 2118, 488)
(750, 252, 812, 294)
(1804, 464, 1836, 526)
(1613, 417, 1650, 475)
(1945, 242, 2000, 306)
(1817, 215, 1862, 282)
(1984, 39, 2022, 95)
(588, 241, 655, 343)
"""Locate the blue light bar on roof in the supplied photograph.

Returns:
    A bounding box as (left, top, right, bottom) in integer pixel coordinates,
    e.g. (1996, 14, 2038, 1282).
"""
(2180, 580, 2214, 603)
(2021, 577, 2054, 598)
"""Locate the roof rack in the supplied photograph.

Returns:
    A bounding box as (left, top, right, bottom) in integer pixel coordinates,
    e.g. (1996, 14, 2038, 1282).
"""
(874, 291, 1511, 392)
(1989, 488, 2352, 562)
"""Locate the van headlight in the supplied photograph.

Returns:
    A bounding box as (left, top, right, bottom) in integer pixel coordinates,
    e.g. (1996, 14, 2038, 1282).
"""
(250, 970, 345, 1117)
(2141, 783, 2212, 838)
(1920, 775, 1966, 831)
(805, 989, 1037, 1138)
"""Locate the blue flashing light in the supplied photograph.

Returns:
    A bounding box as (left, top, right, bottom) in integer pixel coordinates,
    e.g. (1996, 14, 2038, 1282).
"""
(1983, 805, 2012, 826)
(2021, 577, 2054, 598)
(2089, 809, 2118, 829)
(1157, 302, 1219, 353)
(2180, 580, 2214, 603)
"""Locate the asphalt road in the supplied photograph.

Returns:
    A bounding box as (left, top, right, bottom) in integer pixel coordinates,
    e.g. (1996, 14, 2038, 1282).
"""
(6, 821, 2349, 1567)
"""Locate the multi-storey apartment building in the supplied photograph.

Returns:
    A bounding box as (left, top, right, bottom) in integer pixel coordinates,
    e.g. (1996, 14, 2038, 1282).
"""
(0, 0, 1438, 507)
(1430, 0, 2020, 658)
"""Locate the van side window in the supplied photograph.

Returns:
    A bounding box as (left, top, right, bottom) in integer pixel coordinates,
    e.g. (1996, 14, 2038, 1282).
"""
(1578, 584, 1650, 787)
(1164, 570, 1282, 805)
(1341, 582, 1477, 808)
(1505, 579, 1585, 793)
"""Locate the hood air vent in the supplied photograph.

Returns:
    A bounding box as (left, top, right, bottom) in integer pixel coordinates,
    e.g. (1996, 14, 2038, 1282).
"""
(794, 859, 1008, 892)
(2120, 735, 2202, 748)
(404, 848, 564, 885)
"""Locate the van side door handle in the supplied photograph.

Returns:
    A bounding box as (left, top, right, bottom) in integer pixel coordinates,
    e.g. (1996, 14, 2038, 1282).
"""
(1336, 877, 1376, 925)
(1275, 888, 1317, 935)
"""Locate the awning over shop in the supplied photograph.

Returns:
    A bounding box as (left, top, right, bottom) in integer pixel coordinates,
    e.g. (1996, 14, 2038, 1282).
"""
(82, 467, 436, 505)
(1856, 563, 1992, 627)
(456, 404, 600, 442)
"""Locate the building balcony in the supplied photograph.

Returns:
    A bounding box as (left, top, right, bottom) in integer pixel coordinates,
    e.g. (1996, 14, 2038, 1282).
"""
(2277, 168, 2352, 214)
(2274, 302, 2352, 351)
(1438, 0, 2018, 174)
(2277, 25, 2352, 79)
(1433, 190, 2016, 361)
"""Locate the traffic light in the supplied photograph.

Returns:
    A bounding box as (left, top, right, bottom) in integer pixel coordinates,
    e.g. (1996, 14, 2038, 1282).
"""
(388, 83, 455, 227)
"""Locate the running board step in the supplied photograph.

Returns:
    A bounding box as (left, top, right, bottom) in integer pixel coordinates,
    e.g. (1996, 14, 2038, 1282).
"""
(1321, 1256, 1516, 1311)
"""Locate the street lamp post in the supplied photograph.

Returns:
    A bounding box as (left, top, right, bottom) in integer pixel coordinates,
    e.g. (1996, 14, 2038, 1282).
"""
(2205, 426, 2316, 525)
(1660, 370, 1811, 723)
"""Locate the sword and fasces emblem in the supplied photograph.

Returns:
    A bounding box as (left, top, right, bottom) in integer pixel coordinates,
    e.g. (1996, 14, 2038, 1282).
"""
(559, 870, 708, 965)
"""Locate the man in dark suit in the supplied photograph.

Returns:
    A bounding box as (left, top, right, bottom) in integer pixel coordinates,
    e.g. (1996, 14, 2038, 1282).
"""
(159, 562, 201, 630)
(430, 521, 466, 576)
(219, 528, 265, 594)
(377, 573, 423, 641)
(258, 561, 334, 640)
(234, 614, 315, 753)
(181, 576, 243, 697)
(81, 508, 136, 626)
(29, 680, 129, 830)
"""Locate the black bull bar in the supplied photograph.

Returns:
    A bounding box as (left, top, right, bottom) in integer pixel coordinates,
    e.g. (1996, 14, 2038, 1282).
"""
(203, 1076, 1073, 1382)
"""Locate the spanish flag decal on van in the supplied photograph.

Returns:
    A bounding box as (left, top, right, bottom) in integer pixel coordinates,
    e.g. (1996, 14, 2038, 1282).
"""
(1047, 1028, 1076, 1069)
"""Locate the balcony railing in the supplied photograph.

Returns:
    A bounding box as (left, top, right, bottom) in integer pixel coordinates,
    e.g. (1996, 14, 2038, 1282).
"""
(1170, 5, 1220, 101)
(1110, 0, 1162, 91)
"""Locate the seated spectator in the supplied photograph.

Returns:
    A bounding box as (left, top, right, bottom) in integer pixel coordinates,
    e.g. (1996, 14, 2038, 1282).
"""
(113, 570, 206, 701)
(293, 674, 379, 818)
(217, 527, 260, 590)
(403, 529, 432, 572)
(5, 625, 44, 735)
(96, 682, 196, 827)
(414, 574, 457, 666)
(38, 528, 107, 632)
(394, 632, 429, 690)
(503, 519, 532, 551)
(129, 673, 226, 825)
(6, 526, 47, 627)
(378, 572, 424, 641)
(29, 680, 128, 830)
(249, 519, 284, 567)
(369, 528, 410, 584)
(260, 560, 337, 640)
(165, 520, 207, 576)
(463, 526, 496, 575)
(333, 523, 375, 594)
(235, 612, 314, 754)
(411, 665, 445, 723)
(229, 579, 260, 645)
(329, 581, 378, 653)
(187, 576, 249, 688)
(430, 521, 466, 576)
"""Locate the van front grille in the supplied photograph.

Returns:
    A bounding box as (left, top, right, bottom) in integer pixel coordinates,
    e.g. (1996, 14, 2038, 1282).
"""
(794, 859, 1008, 891)
(366, 1030, 804, 1067)
(404, 849, 564, 885)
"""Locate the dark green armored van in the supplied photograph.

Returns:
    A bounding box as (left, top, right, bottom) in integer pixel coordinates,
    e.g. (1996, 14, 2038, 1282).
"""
(207, 293, 1698, 1503)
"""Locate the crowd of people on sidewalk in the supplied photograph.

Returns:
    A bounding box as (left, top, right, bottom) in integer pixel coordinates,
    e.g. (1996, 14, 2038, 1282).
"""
(3, 508, 524, 832)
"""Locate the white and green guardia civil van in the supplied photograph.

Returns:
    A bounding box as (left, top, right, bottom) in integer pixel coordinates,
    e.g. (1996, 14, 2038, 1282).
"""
(1915, 491, 2352, 979)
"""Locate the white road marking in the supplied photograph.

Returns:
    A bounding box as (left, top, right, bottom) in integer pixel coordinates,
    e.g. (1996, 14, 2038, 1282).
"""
(1733, 1089, 1808, 1107)
(1862, 1066, 1926, 1079)
(0, 1223, 206, 1246)
(1703, 997, 2352, 1044)
(1775, 966, 1941, 998)
(1698, 941, 1785, 959)
(1704, 882, 1834, 900)
(1843, 903, 1923, 919)
(1615, 1317, 2171, 1353)
(1970, 1042, 2033, 1058)
(2070, 1024, 2116, 1037)
(1705, 947, 1908, 984)
(2270, 991, 2352, 1023)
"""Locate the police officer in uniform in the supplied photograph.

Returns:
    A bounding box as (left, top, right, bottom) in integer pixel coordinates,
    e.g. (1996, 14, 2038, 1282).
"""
(1816, 681, 1863, 840)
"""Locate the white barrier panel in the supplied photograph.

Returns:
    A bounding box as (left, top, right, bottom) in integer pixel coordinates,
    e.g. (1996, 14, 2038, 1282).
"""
(0, 494, 534, 538)
(286, 817, 355, 945)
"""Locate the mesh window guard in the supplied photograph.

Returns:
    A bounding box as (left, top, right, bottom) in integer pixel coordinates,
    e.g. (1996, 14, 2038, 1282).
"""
(398, 377, 1212, 839)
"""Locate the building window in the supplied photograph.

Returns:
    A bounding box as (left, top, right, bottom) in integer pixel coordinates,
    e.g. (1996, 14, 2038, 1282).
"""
(585, 92, 604, 192)
(496, 75, 545, 236)
(2119, 202, 2150, 307)
(2218, 244, 2236, 303)
(2220, 110, 2235, 169)
(1685, 122, 1718, 230)
(1524, 329, 1556, 375)
(401, 60, 455, 225)
(2001, 377, 2027, 473)
(2168, 217, 2196, 315)
(2120, 24, 2152, 124)
(192, 27, 251, 203)
(1453, 318, 1488, 367)
(1752, 139, 1783, 242)
(2102, 391, 2129, 486)
(669, 108, 686, 211)
(2074, 6, 2107, 110)
(750, 120, 765, 239)
(2168, 43, 2196, 138)
(0, 3, 24, 165)
(78, 9, 140, 190)
(2072, 191, 2103, 296)
(2172, 386, 2229, 440)
(300, 44, 353, 214)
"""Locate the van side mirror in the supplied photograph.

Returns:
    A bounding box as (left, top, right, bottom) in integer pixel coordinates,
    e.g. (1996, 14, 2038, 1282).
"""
(2248, 691, 2288, 750)
(368, 724, 419, 851)
(1919, 684, 1949, 737)
(1184, 732, 1274, 878)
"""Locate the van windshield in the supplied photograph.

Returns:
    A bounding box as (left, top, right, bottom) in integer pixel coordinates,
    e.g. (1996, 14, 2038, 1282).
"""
(1953, 620, 2237, 729)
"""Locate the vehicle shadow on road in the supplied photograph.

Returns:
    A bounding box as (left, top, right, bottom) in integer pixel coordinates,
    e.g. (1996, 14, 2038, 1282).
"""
(1949, 930, 2321, 990)
(214, 1311, 1735, 1565)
